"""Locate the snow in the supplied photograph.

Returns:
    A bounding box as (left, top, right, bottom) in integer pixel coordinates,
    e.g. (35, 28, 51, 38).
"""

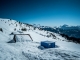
(0, 18, 80, 60)
(0, 43, 28, 60)
(0, 42, 80, 60)
(16, 35, 32, 42)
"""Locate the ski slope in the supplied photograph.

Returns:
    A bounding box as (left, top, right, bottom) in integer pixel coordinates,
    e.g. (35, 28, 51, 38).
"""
(0, 18, 80, 60)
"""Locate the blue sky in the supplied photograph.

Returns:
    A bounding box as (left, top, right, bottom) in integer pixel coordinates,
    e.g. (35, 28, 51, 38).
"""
(0, 0, 80, 26)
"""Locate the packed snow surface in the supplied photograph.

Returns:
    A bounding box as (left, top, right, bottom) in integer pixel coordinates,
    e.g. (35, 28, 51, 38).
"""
(0, 18, 80, 60)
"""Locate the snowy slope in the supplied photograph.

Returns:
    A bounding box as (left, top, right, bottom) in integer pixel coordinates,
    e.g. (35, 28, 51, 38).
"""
(0, 18, 66, 42)
(0, 18, 80, 60)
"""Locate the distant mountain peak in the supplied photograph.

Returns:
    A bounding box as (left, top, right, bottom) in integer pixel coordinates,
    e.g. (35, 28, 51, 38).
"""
(62, 24, 68, 27)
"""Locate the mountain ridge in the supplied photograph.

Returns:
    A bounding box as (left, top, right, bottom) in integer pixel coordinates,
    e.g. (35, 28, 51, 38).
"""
(0, 18, 80, 60)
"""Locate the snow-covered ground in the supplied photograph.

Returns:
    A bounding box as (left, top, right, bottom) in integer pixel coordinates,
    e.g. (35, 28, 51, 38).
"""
(0, 18, 80, 60)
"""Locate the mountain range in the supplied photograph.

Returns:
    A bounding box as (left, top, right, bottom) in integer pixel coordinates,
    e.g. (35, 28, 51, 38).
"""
(0, 18, 80, 60)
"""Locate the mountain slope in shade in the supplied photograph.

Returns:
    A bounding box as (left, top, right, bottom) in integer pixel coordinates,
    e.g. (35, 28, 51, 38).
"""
(0, 18, 80, 60)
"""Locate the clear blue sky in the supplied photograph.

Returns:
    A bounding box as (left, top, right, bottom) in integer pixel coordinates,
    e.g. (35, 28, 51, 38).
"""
(0, 0, 80, 26)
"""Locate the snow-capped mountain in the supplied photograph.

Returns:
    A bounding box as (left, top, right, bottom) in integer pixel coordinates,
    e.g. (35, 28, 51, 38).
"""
(59, 24, 80, 38)
(59, 24, 80, 30)
(0, 18, 80, 60)
(38, 24, 80, 42)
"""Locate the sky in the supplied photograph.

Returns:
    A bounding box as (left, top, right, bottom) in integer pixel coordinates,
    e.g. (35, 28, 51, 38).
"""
(0, 0, 80, 26)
